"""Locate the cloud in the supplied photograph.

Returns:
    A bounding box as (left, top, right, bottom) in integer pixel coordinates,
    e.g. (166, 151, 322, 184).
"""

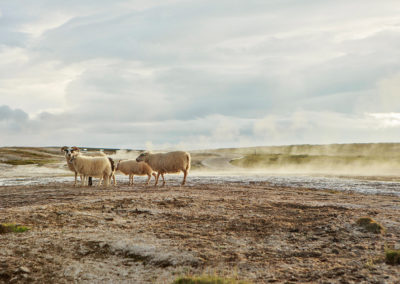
(377, 73, 400, 112)
(0, 105, 28, 122)
(1, 1, 400, 147)
(0, 105, 29, 137)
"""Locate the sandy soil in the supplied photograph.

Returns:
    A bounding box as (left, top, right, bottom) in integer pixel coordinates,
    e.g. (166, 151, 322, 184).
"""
(1, 179, 400, 283)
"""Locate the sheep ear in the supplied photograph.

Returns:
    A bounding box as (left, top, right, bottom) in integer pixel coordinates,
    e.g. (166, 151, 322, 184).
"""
(61, 146, 68, 152)
(72, 146, 80, 152)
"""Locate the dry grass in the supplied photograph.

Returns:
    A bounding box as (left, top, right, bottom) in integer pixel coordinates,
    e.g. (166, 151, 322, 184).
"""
(172, 275, 251, 284)
(356, 217, 385, 234)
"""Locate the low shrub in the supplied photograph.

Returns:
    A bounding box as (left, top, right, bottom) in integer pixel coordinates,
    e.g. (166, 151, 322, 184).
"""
(356, 217, 384, 234)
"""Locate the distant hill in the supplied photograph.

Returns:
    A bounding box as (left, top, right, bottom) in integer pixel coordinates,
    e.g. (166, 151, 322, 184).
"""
(224, 143, 400, 176)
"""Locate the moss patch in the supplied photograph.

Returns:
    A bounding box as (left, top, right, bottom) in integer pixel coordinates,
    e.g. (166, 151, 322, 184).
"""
(385, 248, 400, 265)
(356, 217, 385, 234)
(0, 223, 30, 234)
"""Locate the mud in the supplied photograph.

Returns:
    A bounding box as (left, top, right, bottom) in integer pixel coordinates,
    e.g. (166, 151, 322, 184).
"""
(1, 178, 400, 283)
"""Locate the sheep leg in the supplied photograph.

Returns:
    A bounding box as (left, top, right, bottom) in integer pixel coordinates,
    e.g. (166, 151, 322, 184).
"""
(112, 174, 116, 186)
(182, 169, 188, 186)
(103, 173, 109, 187)
(129, 174, 133, 186)
(161, 173, 165, 187)
(81, 176, 86, 186)
(155, 172, 160, 186)
(97, 176, 103, 187)
(74, 172, 78, 186)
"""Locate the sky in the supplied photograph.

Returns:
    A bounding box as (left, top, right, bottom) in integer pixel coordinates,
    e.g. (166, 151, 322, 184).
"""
(1, 0, 400, 150)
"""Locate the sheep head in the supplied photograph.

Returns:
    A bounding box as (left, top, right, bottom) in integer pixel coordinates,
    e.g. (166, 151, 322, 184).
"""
(136, 152, 149, 162)
(62, 146, 80, 160)
(69, 155, 77, 164)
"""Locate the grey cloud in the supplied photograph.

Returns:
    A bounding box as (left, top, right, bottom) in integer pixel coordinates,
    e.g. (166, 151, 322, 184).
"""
(0, 105, 29, 135)
(0, 105, 28, 122)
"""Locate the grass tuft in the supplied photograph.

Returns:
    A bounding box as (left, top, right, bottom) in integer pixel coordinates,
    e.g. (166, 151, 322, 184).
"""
(172, 275, 251, 284)
(385, 248, 400, 265)
(356, 217, 384, 234)
(0, 223, 30, 234)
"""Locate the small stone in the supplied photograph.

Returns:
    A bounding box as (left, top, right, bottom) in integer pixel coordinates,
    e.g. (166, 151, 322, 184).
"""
(19, 266, 30, 273)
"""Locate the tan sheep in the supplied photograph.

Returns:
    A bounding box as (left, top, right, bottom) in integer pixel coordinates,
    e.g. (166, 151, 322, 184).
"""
(116, 160, 156, 186)
(61, 146, 82, 186)
(136, 151, 191, 186)
(61, 146, 110, 186)
(69, 153, 112, 187)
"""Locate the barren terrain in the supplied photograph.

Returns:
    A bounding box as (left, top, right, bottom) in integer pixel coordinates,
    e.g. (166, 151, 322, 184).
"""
(1, 178, 399, 283)
(1, 145, 400, 283)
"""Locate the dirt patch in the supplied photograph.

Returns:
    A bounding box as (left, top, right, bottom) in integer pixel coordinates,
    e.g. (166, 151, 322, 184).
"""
(0, 180, 399, 283)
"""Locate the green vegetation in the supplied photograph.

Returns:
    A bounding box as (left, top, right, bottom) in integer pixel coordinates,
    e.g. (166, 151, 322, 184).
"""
(385, 248, 400, 265)
(356, 217, 385, 234)
(0, 223, 30, 234)
(172, 276, 251, 284)
(3, 159, 58, 166)
(0, 148, 53, 158)
(0, 147, 60, 166)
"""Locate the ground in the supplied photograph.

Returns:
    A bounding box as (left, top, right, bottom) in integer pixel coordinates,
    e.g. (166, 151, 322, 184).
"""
(1, 179, 399, 283)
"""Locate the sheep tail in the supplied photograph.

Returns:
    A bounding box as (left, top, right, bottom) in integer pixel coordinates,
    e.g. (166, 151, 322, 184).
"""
(108, 157, 115, 177)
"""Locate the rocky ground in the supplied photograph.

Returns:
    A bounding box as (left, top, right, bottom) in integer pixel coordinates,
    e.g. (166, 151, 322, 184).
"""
(0, 178, 399, 283)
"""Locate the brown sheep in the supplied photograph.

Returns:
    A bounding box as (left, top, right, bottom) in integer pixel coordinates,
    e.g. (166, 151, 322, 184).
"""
(136, 151, 191, 186)
(116, 160, 156, 186)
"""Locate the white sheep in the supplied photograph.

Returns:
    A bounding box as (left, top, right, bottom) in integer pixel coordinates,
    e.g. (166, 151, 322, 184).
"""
(61, 146, 110, 186)
(136, 151, 191, 186)
(69, 153, 112, 187)
(61, 146, 82, 186)
(115, 160, 156, 186)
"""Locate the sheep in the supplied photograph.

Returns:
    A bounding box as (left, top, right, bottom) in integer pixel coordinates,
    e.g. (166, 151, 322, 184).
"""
(61, 146, 82, 186)
(61, 146, 108, 186)
(136, 151, 191, 186)
(69, 153, 112, 187)
(115, 160, 156, 186)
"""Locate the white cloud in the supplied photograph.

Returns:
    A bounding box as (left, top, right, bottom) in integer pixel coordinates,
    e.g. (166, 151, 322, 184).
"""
(1, 1, 400, 148)
(369, 113, 400, 128)
(377, 73, 400, 112)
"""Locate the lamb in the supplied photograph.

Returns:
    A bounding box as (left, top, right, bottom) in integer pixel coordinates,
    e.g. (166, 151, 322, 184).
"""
(61, 146, 108, 186)
(115, 160, 156, 186)
(136, 151, 191, 186)
(69, 153, 112, 187)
